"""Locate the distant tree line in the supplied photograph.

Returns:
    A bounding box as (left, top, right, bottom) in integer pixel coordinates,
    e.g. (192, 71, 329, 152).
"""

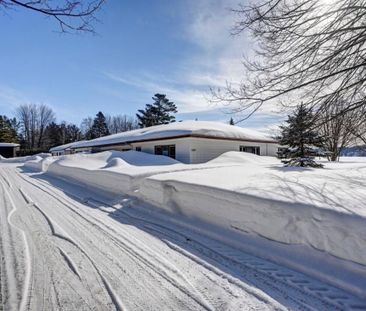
(0, 93, 178, 156)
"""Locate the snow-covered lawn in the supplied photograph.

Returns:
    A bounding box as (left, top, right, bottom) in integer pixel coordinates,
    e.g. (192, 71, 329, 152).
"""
(1, 151, 366, 309)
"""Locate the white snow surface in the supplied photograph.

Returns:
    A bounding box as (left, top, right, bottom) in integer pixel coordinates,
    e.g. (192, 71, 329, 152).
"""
(22, 151, 366, 266)
(0, 153, 50, 163)
(74, 121, 275, 149)
(1, 151, 366, 309)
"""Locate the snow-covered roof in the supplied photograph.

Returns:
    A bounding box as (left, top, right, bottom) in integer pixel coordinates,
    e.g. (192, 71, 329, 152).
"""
(49, 140, 87, 152)
(73, 121, 276, 149)
(0, 142, 20, 147)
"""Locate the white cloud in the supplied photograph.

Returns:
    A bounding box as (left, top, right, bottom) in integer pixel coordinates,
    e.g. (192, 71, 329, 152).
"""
(105, 72, 215, 113)
(104, 0, 283, 130)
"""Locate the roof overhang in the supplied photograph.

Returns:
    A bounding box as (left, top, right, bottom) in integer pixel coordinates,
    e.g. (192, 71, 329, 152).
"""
(72, 134, 277, 150)
(0, 143, 20, 147)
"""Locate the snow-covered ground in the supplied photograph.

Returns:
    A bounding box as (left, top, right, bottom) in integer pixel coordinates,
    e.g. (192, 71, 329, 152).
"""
(1, 151, 366, 309)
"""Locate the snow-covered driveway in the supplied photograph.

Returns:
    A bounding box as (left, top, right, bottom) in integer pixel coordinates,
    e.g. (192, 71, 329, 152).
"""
(1, 164, 365, 310)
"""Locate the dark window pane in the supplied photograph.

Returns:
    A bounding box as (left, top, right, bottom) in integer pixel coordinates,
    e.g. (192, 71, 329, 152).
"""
(240, 146, 260, 155)
(154, 145, 175, 159)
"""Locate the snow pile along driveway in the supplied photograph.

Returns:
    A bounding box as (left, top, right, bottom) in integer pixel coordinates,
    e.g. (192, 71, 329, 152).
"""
(24, 151, 366, 268)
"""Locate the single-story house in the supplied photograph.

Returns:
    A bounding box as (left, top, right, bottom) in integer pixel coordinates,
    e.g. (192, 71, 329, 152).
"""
(49, 140, 87, 156)
(0, 142, 20, 158)
(52, 121, 279, 164)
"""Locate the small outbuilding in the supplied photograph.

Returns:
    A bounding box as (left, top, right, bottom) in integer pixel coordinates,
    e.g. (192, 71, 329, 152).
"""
(49, 141, 87, 156)
(58, 121, 279, 164)
(0, 143, 20, 158)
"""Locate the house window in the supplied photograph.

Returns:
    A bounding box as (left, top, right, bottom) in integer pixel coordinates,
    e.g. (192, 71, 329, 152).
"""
(135, 147, 142, 152)
(154, 145, 176, 159)
(240, 146, 260, 155)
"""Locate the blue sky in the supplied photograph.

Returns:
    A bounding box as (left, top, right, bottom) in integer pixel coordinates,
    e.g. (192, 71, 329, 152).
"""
(0, 0, 284, 132)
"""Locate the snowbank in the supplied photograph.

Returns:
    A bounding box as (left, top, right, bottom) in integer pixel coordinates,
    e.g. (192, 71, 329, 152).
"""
(1, 153, 51, 163)
(20, 150, 366, 267)
(139, 153, 366, 266)
(23, 155, 56, 172)
(45, 151, 184, 194)
(140, 175, 366, 266)
(49, 150, 179, 170)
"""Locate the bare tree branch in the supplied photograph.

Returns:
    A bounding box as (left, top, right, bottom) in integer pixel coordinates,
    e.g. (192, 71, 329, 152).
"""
(0, 0, 106, 33)
(213, 0, 366, 121)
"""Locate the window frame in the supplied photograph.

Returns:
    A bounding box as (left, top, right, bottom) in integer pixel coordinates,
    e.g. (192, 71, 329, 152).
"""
(154, 144, 176, 159)
(239, 145, 260, 155)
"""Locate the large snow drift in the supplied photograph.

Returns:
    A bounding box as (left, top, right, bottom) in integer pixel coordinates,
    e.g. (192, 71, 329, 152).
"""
(17, 151, 366, 270)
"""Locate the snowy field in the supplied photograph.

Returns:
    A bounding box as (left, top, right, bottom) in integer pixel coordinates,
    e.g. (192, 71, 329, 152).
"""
(1, 151, 366, 310)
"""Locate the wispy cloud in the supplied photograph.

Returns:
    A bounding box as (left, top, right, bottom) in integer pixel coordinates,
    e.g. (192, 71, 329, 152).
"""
(104, 72, 217, 113)
(0, 84, 64, 121)
(104, 0, 284, 130)
(0, 85, 27, 108)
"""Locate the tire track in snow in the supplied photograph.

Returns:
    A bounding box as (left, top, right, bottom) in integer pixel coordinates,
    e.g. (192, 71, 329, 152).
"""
(0, 184, 18, 309)
(135, 216, 366, 310)
(35, 186, 214, 310)
(139, 220, 366, 310)
(17, 187, 127, 311)
(16, 172, 292, 310)
(14, 168, 366, 310)
(117, 211, 320, 310)
(15, 171, 216, 311)
(58, 247, 81, 279)
(0, 169, 31, 311)
(90, 197, 366, 311)
(0, 172, 11, 189)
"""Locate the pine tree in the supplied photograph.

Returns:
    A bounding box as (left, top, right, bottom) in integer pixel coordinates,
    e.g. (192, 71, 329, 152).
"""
(45, 122, 63, 147)
(136, 94, 177, 128)
(278, 104, 324, 167)
(0, 115, 18, 143)
(87, 112, 110, 139)
(229, 117, 234, 125)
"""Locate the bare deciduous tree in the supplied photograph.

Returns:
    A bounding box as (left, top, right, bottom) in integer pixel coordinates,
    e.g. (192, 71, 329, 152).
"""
(37, 104, 55, 148)
(106, 114, 138, 134)
(318, 100, 363, 161)
(213, 0, 366, 122)
(0, 0, 106, 33)
(80, 116, 93, 137)
(16, 103, 55, 150)
(350, 108, 366, 145)
(17, 104, 31, 147)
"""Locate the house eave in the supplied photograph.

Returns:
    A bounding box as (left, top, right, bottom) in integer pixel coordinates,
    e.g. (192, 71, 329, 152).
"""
(72, 134, 277, 150)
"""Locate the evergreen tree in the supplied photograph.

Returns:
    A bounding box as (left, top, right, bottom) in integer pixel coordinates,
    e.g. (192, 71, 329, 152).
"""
(0, 115, 18, 143)
(278, 104, 323, 167)
(44, 122, 82, 148)
(44, 122, 63, 147)
(229, 117, 234, 125)
(136, 94, 177, 128)
(65, 124, 82, 142)
(87, 112, 110, 139)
